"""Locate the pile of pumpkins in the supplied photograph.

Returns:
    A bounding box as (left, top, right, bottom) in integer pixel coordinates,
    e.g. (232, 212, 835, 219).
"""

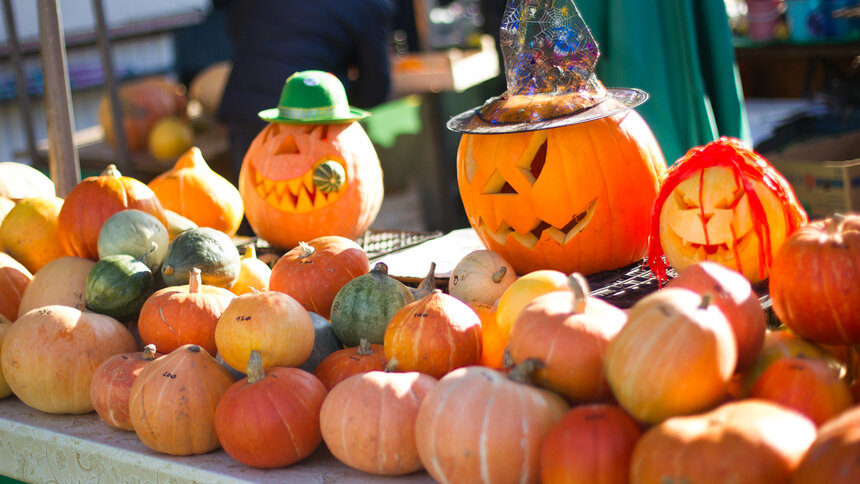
(1, 136, 860, 483)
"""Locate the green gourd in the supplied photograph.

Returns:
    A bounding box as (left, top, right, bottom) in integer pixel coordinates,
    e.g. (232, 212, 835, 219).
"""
(330, 262, 414, 347)
(86, 254, 153, 322)
(161, 227, 240, 289)
(97, 209, 169, 272)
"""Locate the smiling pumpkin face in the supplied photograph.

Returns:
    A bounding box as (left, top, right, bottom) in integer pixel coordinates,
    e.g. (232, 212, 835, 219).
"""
(457, 110, 666, 275)
(239, 122, 383, 249)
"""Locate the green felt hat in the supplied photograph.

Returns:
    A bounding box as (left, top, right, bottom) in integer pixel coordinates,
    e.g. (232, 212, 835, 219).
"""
(258, 70, 370, 124)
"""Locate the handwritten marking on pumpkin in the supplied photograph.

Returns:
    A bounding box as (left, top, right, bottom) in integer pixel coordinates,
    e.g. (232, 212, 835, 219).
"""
(37, 309, 51, 315)
(161, 371, 177, 379)
(236, 315, 252, 322)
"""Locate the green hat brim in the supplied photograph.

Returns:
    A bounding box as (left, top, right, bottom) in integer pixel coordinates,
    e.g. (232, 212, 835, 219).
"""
(258, 107, 370, 124)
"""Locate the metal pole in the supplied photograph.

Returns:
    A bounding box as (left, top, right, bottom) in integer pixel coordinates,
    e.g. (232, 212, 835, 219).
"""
(37, 0, 80, 196)
(91, 0, 130, 174)
(2, 0, 39, 166)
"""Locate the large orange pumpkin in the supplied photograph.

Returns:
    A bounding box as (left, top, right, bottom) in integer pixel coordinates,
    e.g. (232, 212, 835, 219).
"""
(238, 122, 383, 249)
(57, 165, 167, 260)
(648, 137, 807, 284)
(148, 147, 244, 236)
(456, 110, 666, 275)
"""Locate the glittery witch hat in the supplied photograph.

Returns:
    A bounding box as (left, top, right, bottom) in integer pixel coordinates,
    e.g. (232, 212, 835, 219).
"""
(447, 0, 647, 134)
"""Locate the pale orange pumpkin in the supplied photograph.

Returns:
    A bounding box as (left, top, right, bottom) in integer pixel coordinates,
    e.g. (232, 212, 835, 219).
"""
(230, 245, 271, 295)
(128, 344, 235, 455)
(16, 256, 94, 318)
(0, 321, 11, 398)
(0, 197, 66, 273)
(605, 288, 736, 423)
(448, 249, 517, 305)
(238, 122, 383, 249)
(57, 165, 167, 260)
(0, 162, 55, 200)
(793, 405, 860, 483)
(148, 147, 244, 236)
(90, 344, 162, 431)
(320, 369, 437, 475)
(457, 110, 666, 276)
(649, 137, 807, 284)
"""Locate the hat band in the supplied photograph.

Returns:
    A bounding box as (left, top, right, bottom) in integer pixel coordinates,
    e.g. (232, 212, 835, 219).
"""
(278, 105, 348, 120)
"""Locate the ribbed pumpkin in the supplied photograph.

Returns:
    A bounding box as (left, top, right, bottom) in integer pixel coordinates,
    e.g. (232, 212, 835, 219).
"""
(448, 249, 517, 305)
(415, 361, 569, 484)
(793, 405, 860, 483)
(666, 261, 766, 372)
(0, 161, 55, 200)
(313, 338, 387, 390)
(0, 253, 32, 322)
(508, 274, 627, 402)
(161, 227, 240, 289)
(496, 269, 569, 337)
(90, 344, 162, 431)
(238, 121, 383, 249)
(605, 288, 737, 424)
(329, 262, 414, 347)
(321, 368, 437, 475)
(457, 110, 666, 276)
(16, 256, 94, 318)
(129, 344, 235, 455)
(97, 209, 169, 272)
(0, 321, 11, 398)
(148, 147, 244, 236)
(630, 399, 816, 484)
(214, 291, 314, 371)
(749, 356, 852, 426)
(0, 197, 65, 273)
(215, 351, 327, 468)
(57, 165, 167, 260)
(138, 268, 235, 355)
(299, 311, 343, 373)
(469, 302, 506, 369)
(540, 404, 643, 484)
(230, 245, 271, 295)
(269, 236, 369, 319)
(384, 289, 482, 379)
(0, 305, 136, 414)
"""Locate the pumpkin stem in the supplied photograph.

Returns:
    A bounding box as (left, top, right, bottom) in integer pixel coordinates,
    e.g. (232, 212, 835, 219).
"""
(101, 164, 121, 177)
(162, 265, 174, 276)
(385, 358, 399, 372)
(413, 261, 437, 299)
(825, 214, 846, 246)
(698, 293, 713, 310)
(492, 266, 508, 284)
(189, 267, 202, 294)
(247, 350, 265, 383)
(141, 241, 158, 265)
(357, 338, 373, 355)
(502, 346, 515, 369)
(507, 358, 544, 385)
(370, 262, 389, 281)
(142, 344, 157, 361)
(243, 245, 257, 260)
(188, 345, 201, 353)
(174, 147, 206, 170)
(298, 242, 315, 261)
(567, 272, 589, 314)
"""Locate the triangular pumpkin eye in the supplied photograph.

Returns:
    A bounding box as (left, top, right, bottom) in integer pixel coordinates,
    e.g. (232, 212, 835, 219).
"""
(526, 140, 547, 183)
(482, 170, 517, 195)
(275, 135, 300, 155)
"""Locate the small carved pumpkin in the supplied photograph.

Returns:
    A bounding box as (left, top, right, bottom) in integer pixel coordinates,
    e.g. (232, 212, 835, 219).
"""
(648, 137, 807, 284)
(457, 110, 666, 276)
(238, 122, 383, 249)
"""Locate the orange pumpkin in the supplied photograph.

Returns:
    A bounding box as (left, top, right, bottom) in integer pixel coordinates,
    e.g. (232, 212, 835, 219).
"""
(415, 361, 569, 484)
(320, 369, 437, 475)
(16, 256, 94, 318)
(0, 253, 32, 322)
(469, 302, 506, 369)
(749, 356, 852, 427)
(148, 147, 244, 236)
(793, 405, 860, 483)
(238, 122, 383, 249)
(57, 165, 167, 260)
(384, 289, 482, 379)
(605, 288, 736, 423)
(269, 235, 369, 319)
(215, 350, 327, 468)
(0, 197, 66, 273)
(137, 268, 235, 356)
(90, 344, 162, 431)
(0, 305, 137, 414)
(496, 269, 569, 337)
(230, 245, 271, 295)
(0, 321, 11, 398)
(508, 274, 627, 402)
(457, 110, 666, 276)
(630, 399, 816, 483)
(128, 344, 235, 455)
(648, 137, 807, 284)
(99, 77, 187, 152)
(540, 404, 642, 484)
(313, 338, 387, 390)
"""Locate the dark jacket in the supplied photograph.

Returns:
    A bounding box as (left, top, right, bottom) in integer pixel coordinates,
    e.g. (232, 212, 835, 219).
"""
(217, 0, 395, 131)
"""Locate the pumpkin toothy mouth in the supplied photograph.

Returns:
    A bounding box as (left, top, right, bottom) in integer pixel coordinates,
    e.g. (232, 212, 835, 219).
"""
(479, 198, 598, 248)
(246, 159, 345, 214)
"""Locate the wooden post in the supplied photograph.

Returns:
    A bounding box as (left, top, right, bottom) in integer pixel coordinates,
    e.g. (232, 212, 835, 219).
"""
(2, 0, 39, 166)
(37, 0, 80, 197)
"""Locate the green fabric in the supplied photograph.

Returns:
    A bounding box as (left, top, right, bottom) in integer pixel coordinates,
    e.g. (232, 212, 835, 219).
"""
(579, 0, 751, 165)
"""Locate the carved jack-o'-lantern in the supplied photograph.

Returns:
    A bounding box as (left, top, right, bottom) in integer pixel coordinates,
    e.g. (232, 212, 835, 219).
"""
(457, 110, 667, 276)
(649, 137, 808, 284)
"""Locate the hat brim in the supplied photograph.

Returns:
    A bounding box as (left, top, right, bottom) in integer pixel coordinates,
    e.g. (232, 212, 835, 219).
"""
(258, 107, 371, 124)
(446, 88, 647, 134)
